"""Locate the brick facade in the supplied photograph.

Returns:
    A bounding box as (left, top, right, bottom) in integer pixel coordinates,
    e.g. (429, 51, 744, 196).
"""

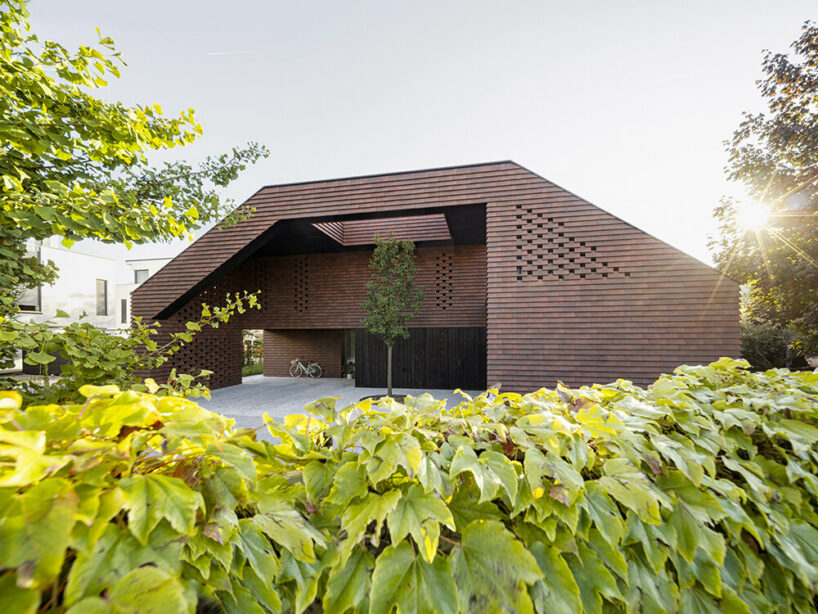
(132, 162, 740, 391)
(134, 244, 486, 389)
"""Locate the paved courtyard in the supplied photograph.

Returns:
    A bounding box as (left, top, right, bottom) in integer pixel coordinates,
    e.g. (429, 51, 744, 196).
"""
(198, 375, 481, 440)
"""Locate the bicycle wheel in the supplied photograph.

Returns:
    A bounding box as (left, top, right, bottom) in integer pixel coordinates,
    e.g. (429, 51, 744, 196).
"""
(289, 364, 301, 377)
(309, 364, 323, 379)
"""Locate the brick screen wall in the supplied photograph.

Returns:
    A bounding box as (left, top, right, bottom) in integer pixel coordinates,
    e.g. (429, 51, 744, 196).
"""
(134, 244, 486, 389)
(263, 330, 343, 377)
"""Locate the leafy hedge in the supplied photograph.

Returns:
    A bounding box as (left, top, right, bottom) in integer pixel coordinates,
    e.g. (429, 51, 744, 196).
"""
(1, 358, 818, 613)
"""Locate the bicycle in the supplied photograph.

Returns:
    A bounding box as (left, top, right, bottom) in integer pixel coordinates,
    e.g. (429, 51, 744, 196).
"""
(289, 358, 323, 378)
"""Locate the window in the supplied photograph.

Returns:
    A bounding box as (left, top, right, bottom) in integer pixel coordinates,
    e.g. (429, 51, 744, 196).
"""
(134, 269, 149, 284)
(17, 286, 41, 312)
(17, 246, 41, 312)
(120, 298, 128, 324)
(96, 279, 108, 315)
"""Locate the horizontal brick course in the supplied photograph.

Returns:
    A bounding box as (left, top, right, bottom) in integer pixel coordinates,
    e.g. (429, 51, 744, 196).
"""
(132, 161, 740, 391)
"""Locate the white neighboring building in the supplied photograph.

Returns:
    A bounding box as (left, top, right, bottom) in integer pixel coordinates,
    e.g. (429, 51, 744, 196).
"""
(17, 238, 120, 331)
(9, 240, 170, 372)
(115, 258, 171, 329)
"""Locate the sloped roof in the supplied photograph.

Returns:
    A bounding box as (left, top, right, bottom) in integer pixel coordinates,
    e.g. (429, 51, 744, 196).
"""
(131, 160, 725, 320)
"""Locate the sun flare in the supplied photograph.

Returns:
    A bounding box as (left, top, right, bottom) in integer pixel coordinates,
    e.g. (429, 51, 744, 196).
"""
(735, 200, 770, 231)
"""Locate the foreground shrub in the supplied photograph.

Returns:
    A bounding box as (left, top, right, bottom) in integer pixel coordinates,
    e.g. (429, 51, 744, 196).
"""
(1, 358, 818, 613)
(0, 291, 260, 405)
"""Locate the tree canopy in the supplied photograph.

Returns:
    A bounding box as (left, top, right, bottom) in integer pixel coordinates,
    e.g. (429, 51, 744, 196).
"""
(0, 0, 267, 375)
(362, 236, 423, 394)
(711, 21, 818, 355)
(0, 0, 267, 320)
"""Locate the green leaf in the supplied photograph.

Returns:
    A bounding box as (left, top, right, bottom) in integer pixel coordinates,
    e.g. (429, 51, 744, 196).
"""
(668, 505, 725, 565)
(0, 574, 38, 614)
(581, 482, 626, 546)
(326, 462, 368, 507)
(236, 519, 281, 585)
(529, 542, 582, 614)
(254, 497, 325, 562)
(598, 459, 665, 524)
(679, 586, 721, 614)
(450, 447, 518, 503)
(65, 523, 183, 606)
(303, 460, 335, 504)
(366, 433, 423, 484)
(369, 541, 459, 614)
(386, 484, 455, 562)
(341, 490, 401, 555)
(447, 487, 504, 532)
(241, 566, 283, 613)
(0, 329, 19, 342)
(450, 520, 542, 614)
(278, 550, 326, 613)
(655, 471, 725, 524)
(323, 548, 373, 614)
(25, 350, 56, 365)
(524, 447, 584, 504)
(120, 474, 204, 544)
(0, 479, 78, 588)
(566, 543, 624, 614)
(108, 566, 188, 613)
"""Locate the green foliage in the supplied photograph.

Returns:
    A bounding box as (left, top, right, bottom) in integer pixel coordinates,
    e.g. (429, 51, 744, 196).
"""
(0, 291, 260, 404)
(243, 331, 263, 367)
(361, 236, 423, 394)
(2, 359, 818, 612)
(741, 319, 795, 370)
(711, 21, 818, 354)
(361, 236, 424, 347)
(0, 0, 267, 369)
(243, 363, 264, 377)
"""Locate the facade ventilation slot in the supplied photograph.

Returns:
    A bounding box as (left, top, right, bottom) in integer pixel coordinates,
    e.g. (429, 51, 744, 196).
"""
(514, 204, 631, 282)
(293, 257, 309, 312)
(435, 253, 454, 310)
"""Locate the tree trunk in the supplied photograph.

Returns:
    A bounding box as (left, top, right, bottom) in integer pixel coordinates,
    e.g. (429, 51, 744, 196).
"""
(387, 343, 393, 397)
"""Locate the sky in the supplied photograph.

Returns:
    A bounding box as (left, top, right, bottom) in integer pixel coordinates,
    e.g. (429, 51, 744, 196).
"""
(30, 0, 817, 272)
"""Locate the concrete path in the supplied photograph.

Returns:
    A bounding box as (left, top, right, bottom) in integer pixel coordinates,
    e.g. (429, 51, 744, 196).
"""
(198, 375, 481, 440)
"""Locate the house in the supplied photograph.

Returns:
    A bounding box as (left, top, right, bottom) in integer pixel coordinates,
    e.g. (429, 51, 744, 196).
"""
(16, 238, 120, 331)
(116, 258, 173, 329)
(131, 161, 740, 391)
(8, 240, 170, 373)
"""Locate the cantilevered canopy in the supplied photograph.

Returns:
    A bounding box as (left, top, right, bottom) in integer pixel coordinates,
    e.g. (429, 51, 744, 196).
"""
(131, 159, 506, 320)
(313, 213, 451, 246)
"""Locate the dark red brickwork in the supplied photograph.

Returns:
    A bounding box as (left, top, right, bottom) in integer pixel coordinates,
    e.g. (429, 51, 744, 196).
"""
(241, 245, 486, 330)
(132, 161, 740, 391)
(134, 244, 486, 389)
(263, 330, 343, 377)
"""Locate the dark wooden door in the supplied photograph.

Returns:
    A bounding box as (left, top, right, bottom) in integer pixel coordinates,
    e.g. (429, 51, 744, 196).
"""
(355, 327, 486, 390)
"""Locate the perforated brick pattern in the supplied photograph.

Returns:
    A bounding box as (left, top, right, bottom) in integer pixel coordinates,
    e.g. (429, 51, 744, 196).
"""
(293, 257, 310, 312)
(514, 203, 630, 282)
(435, 253, 454, 310)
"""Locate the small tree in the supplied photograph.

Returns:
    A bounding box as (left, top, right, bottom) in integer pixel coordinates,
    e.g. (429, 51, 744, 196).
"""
(362, 236, 423, 396)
